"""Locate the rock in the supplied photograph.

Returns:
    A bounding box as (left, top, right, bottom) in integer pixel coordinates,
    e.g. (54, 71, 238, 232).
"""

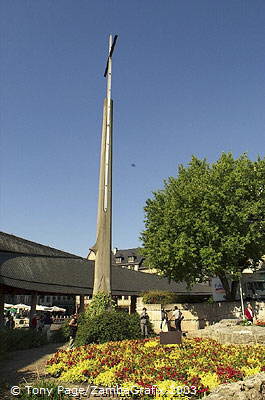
(232, 392, 248, 400)
(188, 320, 265, 345)
(248, 388, 263, 399)
(214, 319, 239, 327)
(205, 373, 265, 399)
(207, 395, 228, 400)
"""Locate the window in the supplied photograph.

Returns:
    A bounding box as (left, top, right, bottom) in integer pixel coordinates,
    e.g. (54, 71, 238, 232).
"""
(128, 256, 135, 263)
(247, 282, 253, 290)
(116, 257, 122, 263)
(254, 282, 265, 290)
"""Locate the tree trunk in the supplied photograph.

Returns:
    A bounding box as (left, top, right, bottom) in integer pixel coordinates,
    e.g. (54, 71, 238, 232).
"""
(218, 274, 237, 301)
(230, 280, 239, 300)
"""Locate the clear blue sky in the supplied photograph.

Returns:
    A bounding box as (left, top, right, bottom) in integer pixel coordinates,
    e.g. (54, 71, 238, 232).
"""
(1, 1, 265, 256)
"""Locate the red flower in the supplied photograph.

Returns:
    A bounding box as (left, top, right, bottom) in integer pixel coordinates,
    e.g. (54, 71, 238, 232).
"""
(216, 366, 243, 382)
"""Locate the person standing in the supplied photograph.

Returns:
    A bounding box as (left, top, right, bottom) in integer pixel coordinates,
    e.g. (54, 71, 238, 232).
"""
(140, 308, 149, 338)
(244, 303, 254, 323)
(38, 315, 45, 332)
(160, 308, 169, 331)
(43, 313, 53, 339)
(30, 314, 37, 330)
(6, 315, 15, 329)
(172, 306, 183, 331)
(68, 313, 78, 349)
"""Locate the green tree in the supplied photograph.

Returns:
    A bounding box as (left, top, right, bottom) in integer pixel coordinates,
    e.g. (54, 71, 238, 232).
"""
(141, 153, 265, 300)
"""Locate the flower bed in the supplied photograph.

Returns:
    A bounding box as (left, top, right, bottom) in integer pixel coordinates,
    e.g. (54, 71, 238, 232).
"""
(256, 320, 265, 327)
(46, 338, 265, 399)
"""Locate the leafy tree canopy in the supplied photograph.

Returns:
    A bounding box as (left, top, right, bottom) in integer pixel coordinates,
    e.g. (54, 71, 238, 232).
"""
(140, 153, 265, 300)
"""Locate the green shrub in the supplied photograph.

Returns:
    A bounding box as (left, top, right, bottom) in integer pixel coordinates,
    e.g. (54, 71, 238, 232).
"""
(206, 296, 215, 304)
(50, 321, 70, 343)
(240, 319, 252, 326)
(75, 311, 142, 345)
(142, 290, 210, 304)
(0, 328, 48, 360)
(85, 292, 116, 318)
(73, 293, 154, 346)
(142, 290, 177, 305)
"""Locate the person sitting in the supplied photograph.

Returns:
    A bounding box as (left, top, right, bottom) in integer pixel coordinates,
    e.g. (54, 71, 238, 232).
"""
(244, 303, 254, 323)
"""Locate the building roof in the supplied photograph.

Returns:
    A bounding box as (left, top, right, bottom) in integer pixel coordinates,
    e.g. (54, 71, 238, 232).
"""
(0, 231, 81, 258)
(0, 232, 211, 297)
(112, 247, 146, 268)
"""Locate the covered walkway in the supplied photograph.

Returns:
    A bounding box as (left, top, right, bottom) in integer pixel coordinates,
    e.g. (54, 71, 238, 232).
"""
(0, 232, 211, 326)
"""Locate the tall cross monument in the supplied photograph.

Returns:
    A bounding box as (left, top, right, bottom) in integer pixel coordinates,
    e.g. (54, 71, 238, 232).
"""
(90, 35, 118, 295)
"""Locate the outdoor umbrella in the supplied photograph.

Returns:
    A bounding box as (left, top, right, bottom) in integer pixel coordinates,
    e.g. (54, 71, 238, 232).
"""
(4, 303, 14, 308)
(36, 305, 51, 311)
(48, 306, 66, 312)
(14, 304, 31, 310)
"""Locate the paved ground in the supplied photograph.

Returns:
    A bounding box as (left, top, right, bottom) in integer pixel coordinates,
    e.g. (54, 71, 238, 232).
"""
(0, 335, 132, 399)
(0, 343, 66, 397)
(0, 344, 121, 399)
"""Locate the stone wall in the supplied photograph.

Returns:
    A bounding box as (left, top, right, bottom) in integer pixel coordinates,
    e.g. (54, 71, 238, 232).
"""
(189, 319, 265, 344)
(136, 298, 265, 333)
(205, 372, 265, 400)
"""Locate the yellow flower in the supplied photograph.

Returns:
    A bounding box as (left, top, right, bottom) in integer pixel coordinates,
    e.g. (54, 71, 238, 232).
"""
(58, 359, 100, 383)
(156, 397, 190, 400)
(144, 340, 159, 348)
(153, 360, 168, 368)
(199, 372, 220, 390)
(187, 367, 200, 378)
(121, 381, 138, 390)
(246, 357, 261, 367)
(46, 362, 66, 376)
(120, 381, 140, 396)
(156, 380, 185, 399)
(241, 366, 261, 377)
(59, 367, 87, 382)
(195, 357, 210, 367)
(94, 368, 117, 386)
